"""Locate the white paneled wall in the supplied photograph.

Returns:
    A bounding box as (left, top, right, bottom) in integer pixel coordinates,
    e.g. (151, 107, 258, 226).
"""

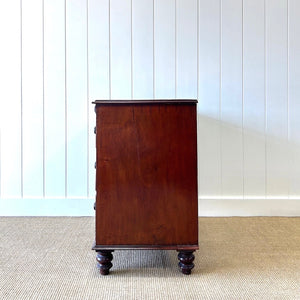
(289, 0, 300, 198)
(154, 0, 176, 99)
(0, 1, 22, 198)
(243, 0, 265, 197)
(44, 0, 66, 197)
(0, 0, 300, 216)
(132, 0, 154, 98)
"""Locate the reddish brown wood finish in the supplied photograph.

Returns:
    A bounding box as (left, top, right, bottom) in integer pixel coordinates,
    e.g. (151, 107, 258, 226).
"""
(93, 100, 198, 274)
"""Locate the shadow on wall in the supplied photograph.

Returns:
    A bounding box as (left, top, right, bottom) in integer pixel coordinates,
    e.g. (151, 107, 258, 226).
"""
(197, 114, 300, 198)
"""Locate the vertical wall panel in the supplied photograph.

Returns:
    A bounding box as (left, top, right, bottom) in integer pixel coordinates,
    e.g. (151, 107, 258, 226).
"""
(0, 129, 2, 196)
(44, 0, 66, 197)
(176, 0, 197, 98)
(221, 0, 243, 196)
(88, 0, 109, 100)
(198, 0, 221, 196)
(266, 0, 288, 197)
(110, 0, 131, 99)
(66, 0, 88, 197)
(22, 0, 44, 197)
(289, 0, 300, 197)
(154, 0, 176, 98)
(88, 0, 109, 197)
(132, 0, 154, 99)
(243, 0, 265, 196)
(0, 0, 22, 197)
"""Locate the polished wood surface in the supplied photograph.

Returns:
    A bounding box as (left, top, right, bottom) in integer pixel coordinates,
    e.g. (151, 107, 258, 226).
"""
(177, 250, 195, 275)
(93, 99, 197, 104)
(93, 100, 198, 274)
(96, 250, 114, 275)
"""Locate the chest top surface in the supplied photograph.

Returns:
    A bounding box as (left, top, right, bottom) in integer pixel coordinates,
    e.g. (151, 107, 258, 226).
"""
(93, 99, 197, 105)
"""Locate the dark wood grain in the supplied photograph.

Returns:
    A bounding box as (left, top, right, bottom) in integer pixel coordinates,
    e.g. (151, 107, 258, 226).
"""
(95, 102, 198, 247)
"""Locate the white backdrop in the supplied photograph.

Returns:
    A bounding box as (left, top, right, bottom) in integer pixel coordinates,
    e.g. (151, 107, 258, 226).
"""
(0, 0, 300, 216)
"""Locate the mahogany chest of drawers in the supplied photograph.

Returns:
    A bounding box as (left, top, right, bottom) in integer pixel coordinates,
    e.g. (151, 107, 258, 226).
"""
(92, 100, 198, 275)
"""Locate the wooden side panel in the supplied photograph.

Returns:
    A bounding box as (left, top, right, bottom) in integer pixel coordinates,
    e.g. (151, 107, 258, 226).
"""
(95, 104, 198, 246)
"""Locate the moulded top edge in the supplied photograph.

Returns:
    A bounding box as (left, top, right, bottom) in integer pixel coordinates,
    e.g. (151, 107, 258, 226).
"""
(92, 99, 198, 104)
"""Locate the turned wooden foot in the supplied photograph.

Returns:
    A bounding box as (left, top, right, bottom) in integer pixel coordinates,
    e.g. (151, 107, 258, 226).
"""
(177, 251, 195, 275)
(96, 250, 114, 275)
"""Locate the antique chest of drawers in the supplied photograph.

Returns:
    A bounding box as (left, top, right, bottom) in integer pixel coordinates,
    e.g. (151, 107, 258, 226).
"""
(92, 100, 198, 275)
